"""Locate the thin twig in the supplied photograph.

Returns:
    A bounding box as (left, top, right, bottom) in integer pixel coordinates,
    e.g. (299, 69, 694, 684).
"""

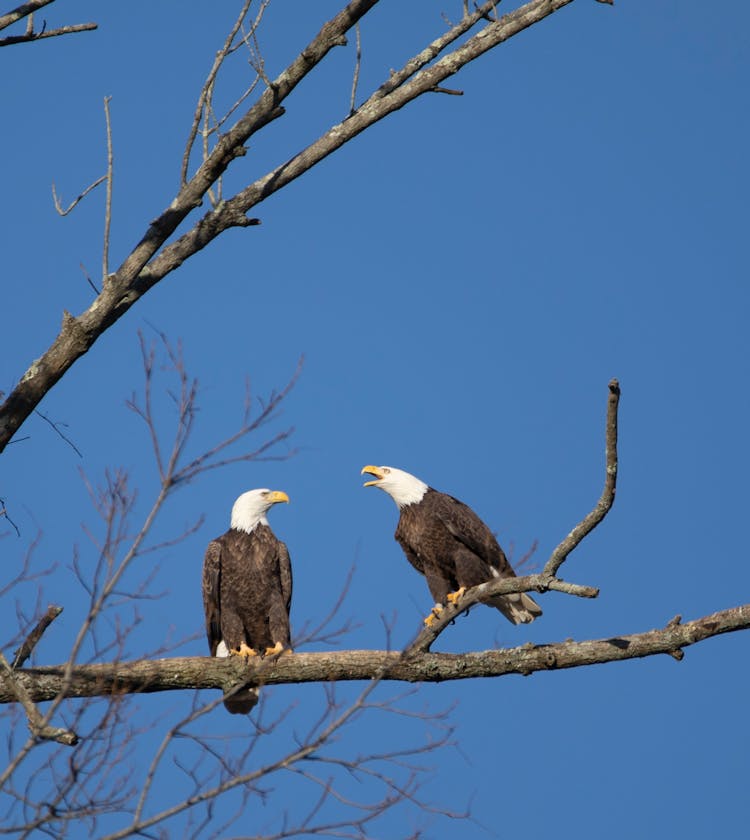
(12, 605, 64, 668)
(80, 262, 100, 295)
(544, 378, 620, 576)
(0, 497, 21, 536)
(102, 95, 114, 282)
(52, 174, 106, 216)
(349, 22, 361, 116)
(34, 409, 83, 457)
(181, 0, 255, 186)
(430, 85, 463, 95)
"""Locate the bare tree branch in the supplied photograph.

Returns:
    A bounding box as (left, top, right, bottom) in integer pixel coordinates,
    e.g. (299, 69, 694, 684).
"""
(4, 605, 749, 705)
(0, 0, 56, 30)
(0, 652, 78, 745)
(11, 604, 63, 668)
(102, 95, 114, 282)
(52, 175, 107, 216)
(0, 1, 97, 46)
(0, 496, 21, 537)
(33, 408, 83, 456)
(348, 22, 362, 116)
(408, 572, 598, 654)
(0, 0, 597, 454)
(544, 378, 620, 576)
(0, 21, 96, 47)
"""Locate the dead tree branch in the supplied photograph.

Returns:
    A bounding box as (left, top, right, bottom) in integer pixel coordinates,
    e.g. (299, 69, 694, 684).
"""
(11, 604, 63, 668)
(0, 0, 597, 453)
(0, 21, 96, 46)
(544, 378, 620, 576)
(3, 605, 749, 705)
(0, 0, 97, 46)
(0, 652, 78, 745)
(102, 95, 114, 281)
(52, 175, 107, 217)
(0, 0, 56, 29)
(0, 497, 21, 537)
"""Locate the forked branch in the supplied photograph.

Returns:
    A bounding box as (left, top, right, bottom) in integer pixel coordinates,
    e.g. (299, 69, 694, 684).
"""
(0, 1, 97, 47)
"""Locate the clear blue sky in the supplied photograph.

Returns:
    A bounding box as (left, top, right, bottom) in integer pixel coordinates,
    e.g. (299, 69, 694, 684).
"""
(2, 1, 749, 837)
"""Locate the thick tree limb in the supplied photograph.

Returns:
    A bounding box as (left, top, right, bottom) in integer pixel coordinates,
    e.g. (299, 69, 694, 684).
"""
(3, 605, 748, 705)
(0, 0, 56, 30)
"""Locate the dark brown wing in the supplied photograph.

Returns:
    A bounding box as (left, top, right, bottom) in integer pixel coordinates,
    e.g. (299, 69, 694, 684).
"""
(395, 518, 425, 574)
(278, 540, 293, 614)
(202, 539, 223, 656)
(434, 492, 513, 576)
(433, 491, 542, 623)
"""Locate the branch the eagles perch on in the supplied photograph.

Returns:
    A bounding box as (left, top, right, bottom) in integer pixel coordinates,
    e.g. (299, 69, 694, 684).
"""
(4, 379, 750, 714)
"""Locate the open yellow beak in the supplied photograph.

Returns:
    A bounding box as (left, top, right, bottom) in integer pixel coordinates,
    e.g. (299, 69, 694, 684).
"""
(268, 490, 290, 504)
(361, 465, 384, 487)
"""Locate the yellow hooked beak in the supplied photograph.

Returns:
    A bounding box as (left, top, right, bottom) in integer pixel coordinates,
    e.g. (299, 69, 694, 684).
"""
(267, 490, 290, 504)
(361, 465, 385, 487)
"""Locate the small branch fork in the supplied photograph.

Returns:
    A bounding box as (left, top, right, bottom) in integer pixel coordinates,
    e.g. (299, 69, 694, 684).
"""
(0, 496, 21, 536)
(0, 0, 97, 47)
(0, 604, 76, 745)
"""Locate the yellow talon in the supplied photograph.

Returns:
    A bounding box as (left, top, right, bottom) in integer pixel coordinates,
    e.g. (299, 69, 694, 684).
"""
(423, 606, 443, 627)
(232, 643, 258, 661)
(264, 641, 286, 656)
(446, 587, 466, 606)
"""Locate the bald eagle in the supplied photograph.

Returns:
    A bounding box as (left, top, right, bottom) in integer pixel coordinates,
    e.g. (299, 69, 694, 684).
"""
(361, 466, 542, 627)
(202, 489, 292, 714)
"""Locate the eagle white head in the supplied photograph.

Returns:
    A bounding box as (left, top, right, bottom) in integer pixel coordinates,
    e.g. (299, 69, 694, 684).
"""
(230, 488, 290, 534)
(361, 465, 428, 508)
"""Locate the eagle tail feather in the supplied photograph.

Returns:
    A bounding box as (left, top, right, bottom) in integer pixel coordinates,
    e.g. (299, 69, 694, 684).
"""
(223, 687, 259, 715)
(489, 591, 543, 625)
